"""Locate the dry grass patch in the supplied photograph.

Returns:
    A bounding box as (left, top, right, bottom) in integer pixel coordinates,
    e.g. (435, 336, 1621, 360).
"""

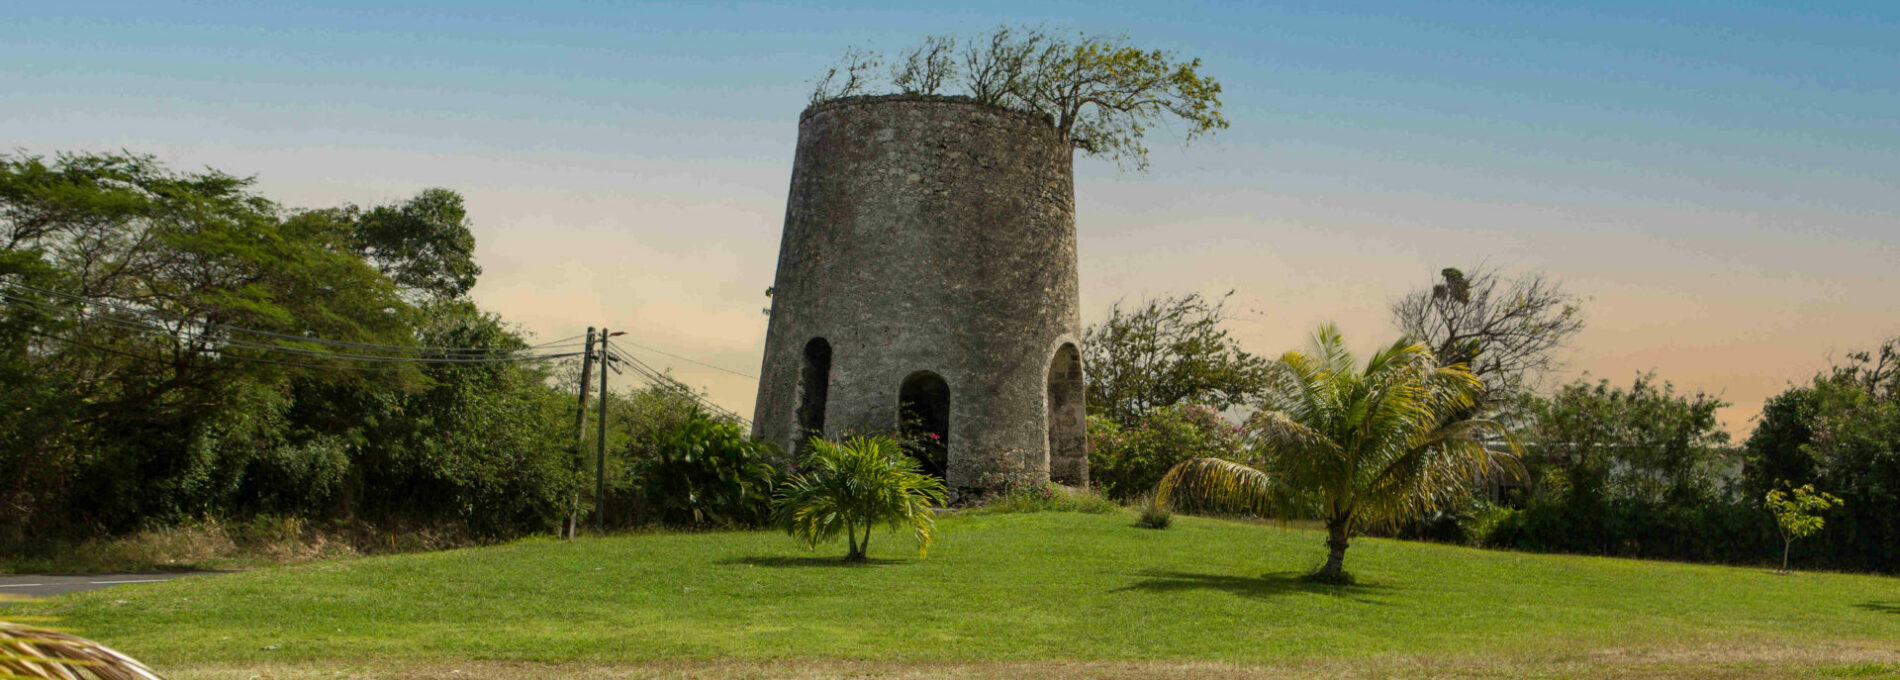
(2, 517, 478, 575)
(158, 646, 1900, 680)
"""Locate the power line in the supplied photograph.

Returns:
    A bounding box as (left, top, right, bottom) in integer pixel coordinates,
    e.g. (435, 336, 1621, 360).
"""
(1, 290, 585, 368)
(1, 289, 583, 365)
(615, 339, 759, 380)
(24, 326, 584, 373)
(0, 280, 580, 356)
(606, 345, 749, 425)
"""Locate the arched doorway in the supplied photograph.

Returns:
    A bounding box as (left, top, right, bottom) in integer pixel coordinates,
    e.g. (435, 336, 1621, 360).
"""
(898, 371, 950, 479)
(1047, 343, 1088, 485)
(795, 338, 831, 453)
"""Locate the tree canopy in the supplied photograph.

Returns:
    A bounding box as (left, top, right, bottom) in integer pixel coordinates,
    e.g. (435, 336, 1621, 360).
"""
(1080, 291, 1271, 425)
(811, 26, 1229, 171)
(0, 151, 576, 545)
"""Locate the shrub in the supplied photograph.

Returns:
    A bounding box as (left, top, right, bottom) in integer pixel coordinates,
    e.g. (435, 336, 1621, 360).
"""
(1463, 504, 1519, 547)
(639, 410, 782, 528)
(774, 436, 947, 561)
(969, 481, 1122, 515)
(1135, 495, 1173, 530)
(1086, 405, 1249, 501)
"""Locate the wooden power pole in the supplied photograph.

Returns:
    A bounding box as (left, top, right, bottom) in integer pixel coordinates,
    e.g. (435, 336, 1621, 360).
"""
(565, 327, 596, 539)
(595, 328, 613, 531)
(573, 327, 597, 442)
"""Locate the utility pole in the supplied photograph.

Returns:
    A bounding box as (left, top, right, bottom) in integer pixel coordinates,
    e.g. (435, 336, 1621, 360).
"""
(573, 327, 596, 442)
(596, 328, 612, 532)
(565, 327, 596, 539)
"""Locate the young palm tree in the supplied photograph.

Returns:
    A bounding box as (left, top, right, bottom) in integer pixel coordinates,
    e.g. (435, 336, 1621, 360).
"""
(773, 435, 947, 561)
(1155, 324, 1520, 583)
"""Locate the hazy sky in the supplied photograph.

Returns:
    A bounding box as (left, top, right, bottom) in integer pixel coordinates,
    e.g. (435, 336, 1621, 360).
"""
(7, 1, 1897, 436)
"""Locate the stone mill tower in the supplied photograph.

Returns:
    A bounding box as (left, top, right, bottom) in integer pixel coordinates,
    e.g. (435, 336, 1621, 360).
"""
(753, 94, 1087, 494)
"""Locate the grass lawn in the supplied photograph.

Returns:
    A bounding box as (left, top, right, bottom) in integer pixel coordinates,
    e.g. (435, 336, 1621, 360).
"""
(11, 511, 1899, 679)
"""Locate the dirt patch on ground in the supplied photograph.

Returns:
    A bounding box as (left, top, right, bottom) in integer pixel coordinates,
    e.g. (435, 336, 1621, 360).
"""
(162, 643, 1900, 680)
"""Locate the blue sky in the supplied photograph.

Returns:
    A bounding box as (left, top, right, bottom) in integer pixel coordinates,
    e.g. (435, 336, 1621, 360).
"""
(6, 1, 1898, 431)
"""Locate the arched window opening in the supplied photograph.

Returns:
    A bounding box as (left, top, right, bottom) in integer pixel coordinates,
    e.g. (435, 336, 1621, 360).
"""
(1047, 343, 1088, 485)
(899, 371, 950, 479)
(795, 338, 832, 453)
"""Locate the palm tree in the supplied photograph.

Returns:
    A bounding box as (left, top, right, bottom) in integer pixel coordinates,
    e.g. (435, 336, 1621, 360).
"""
(774, 436, 947, 561)
(1155, 324, 1520, 583)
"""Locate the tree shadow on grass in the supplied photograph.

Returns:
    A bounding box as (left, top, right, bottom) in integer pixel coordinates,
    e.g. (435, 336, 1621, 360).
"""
(717, 556, 910, 568)
(1115, 569, 1394, 605)
(1856, 602, 1900, 616)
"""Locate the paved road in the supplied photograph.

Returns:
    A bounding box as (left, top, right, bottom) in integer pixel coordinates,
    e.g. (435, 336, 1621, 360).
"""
(0, 572, 212, 598)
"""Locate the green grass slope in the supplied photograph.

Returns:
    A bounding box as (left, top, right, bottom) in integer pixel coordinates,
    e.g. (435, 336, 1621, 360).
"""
(14, 512, 1900, 678)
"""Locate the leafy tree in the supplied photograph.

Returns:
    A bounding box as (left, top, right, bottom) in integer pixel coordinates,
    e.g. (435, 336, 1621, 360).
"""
(345, 188, 481, 301)
(1155, 324, 1519, 583)
(333, 301, 580, 538)
(1764, 484, 1843, 573)
(813, 26, 1228, 170)
(1732, 339, 1900, 572)
(1390, 265, 1585, 407)
(1081, 291, 1271, 425)
(1522, 374, 1732, 508)
(1742, 386, 1823, 500)
(0, 151, 581, 548)
(0, 151, 414, 537)
(1479, 374, 1753, 565)
(773, 436, 947, 561)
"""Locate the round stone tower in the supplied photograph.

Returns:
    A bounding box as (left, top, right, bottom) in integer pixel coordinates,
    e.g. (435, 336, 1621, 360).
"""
(753, 94, 1088, 495)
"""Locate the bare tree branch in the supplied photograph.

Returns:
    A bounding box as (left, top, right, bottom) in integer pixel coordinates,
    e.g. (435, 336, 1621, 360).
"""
(1390, 264, 1586, 408)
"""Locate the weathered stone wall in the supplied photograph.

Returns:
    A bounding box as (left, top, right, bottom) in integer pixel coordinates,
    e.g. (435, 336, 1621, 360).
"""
(753, 94, 1086, 494)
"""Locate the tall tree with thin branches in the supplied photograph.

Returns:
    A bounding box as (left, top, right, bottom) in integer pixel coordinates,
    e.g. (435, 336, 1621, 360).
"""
(1390, 265, 1585, 408)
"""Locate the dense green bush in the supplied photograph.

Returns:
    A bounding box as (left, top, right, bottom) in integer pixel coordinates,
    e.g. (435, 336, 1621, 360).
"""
(1086, 404, 1248, 501)
(1477, 499, 1779, 564)
(637, 410, 782, 528)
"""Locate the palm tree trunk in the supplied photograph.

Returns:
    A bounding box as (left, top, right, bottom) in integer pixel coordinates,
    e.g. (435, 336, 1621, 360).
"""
(846, 519, 860, 561)
(1314, 515, 1351, 583)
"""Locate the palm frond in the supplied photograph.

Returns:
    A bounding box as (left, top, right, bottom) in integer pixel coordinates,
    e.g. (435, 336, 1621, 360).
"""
(0, 621, 164, 680)
(1357, 418, 1520, 525)
(1309, 323, 1356, 380)
(1154, 457, 1276, 517)
(1248, 410, 1342, 460)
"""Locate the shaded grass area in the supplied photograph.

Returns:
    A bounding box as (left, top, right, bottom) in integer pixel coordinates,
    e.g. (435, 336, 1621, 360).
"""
(0, 516, 469, 574)
(11, 512, 1899, 678)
